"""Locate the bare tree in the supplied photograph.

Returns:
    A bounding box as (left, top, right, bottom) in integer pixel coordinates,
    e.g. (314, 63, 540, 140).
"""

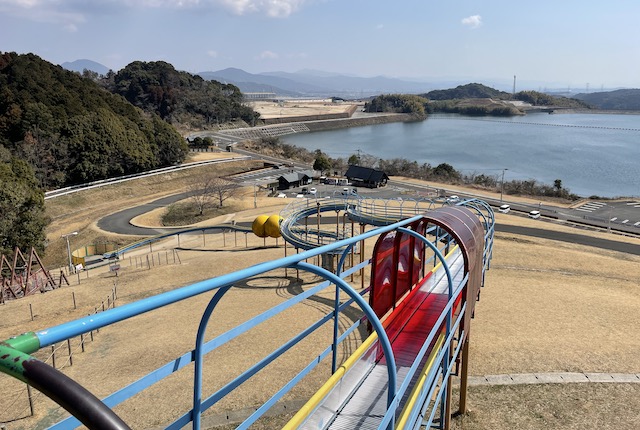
(187, 174, 238, 215)
(210, 176, 238, 208)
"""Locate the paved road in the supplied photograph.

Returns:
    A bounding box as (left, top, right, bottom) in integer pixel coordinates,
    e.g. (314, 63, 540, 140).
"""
(97, 195, 640, 256)
(97, 194, 191, 236)
(495, 224, 640, 256)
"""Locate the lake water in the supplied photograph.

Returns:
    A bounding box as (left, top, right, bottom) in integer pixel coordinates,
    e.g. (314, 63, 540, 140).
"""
(282, 113, 640, 198)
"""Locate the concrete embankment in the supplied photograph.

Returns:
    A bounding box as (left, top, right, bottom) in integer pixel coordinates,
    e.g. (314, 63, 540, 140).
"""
(304, 113, 417, 132)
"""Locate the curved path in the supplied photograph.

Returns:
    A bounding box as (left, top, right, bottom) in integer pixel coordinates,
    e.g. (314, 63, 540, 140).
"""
(97, 193, 191, 236)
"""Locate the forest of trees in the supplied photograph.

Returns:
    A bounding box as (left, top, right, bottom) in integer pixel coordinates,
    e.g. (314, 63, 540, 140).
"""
(364, 94, 428, 118)
(0, 52, 190, 189)
(104, 61, 260, 127)
(0, 148, 48, 257)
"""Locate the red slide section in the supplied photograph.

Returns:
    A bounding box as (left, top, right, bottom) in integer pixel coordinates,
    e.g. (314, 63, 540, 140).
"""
(369, 218, 455, 368)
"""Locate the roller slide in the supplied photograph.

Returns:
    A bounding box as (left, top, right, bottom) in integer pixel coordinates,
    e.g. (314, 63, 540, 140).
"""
(291, 249, 465, 429)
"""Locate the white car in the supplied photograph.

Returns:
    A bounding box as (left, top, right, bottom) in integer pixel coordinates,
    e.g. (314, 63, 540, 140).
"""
(498, 204, 510, 213)
(447, 195, 460, 203)
(309, 188, 317, 194)
(528, 210, 541, 219)
(276, 193, 287, 198)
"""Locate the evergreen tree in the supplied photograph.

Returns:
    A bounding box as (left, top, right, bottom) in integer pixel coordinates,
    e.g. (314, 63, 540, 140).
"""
(0, 148, 48, 256)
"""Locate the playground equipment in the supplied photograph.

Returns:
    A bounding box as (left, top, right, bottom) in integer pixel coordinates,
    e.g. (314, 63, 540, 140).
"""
(101, 223, 253, 261)
(252, 214, 283, 238)
(279, 195, 450, 251)
(0, 199, 494, 430)
(1, 247, 69, 303)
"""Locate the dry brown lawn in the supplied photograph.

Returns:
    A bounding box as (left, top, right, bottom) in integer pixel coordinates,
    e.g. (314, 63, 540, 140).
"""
(1, 161, 639, 429)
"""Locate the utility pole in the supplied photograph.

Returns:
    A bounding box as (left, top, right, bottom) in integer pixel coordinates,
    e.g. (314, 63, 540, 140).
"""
(500, 169, 508, 203)
(62, 231, 78, 274)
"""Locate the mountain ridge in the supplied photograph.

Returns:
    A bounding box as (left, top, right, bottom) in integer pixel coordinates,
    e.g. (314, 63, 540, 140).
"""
(58, 59, 640, 107)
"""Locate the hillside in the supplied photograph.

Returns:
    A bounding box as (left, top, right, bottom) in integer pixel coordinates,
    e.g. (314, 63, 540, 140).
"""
(111, 62, 259, 128)
(424, 83, 510, 100)
(0, 52, 188, 189)
(573, 88, 640, 110)
(420, 83, 590, 115)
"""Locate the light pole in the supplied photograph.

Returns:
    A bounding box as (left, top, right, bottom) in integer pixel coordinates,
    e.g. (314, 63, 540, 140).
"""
(500, 168, 509, 203)
(62, 231, 78, 274)
(253, 184, 258, 209)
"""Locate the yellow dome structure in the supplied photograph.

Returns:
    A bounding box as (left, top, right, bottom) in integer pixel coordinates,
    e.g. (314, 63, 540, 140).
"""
(252, 214, 283, 238)
(252, 215, 270, 238)
(264, 215, 283, 238)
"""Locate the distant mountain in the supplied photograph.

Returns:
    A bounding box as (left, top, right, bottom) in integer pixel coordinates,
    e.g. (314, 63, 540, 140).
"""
(198, 68, 435, 98)
(61, 59, 110, 75)
(572, 89, 640, 110)
(199, 68, 325, 97)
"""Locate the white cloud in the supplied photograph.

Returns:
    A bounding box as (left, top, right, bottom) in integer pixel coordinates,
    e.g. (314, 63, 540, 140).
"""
(461, 15, 482, 29)
(207, 50, 218, 58)
(218, 0, 306, 17)
(125, 0, 306, 17)
(0, 0, 308, 21)
(257, 50, 279, 60)
(0, 0, 85, 26)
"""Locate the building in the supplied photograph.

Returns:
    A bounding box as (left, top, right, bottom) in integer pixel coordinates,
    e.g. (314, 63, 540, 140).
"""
(344, 165, 389, 188)
(277, 171, 314, 190)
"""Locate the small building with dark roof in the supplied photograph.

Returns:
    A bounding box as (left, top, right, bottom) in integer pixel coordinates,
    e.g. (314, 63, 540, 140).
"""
(345, 166, 389, 188)
(277, 171, 313, 190)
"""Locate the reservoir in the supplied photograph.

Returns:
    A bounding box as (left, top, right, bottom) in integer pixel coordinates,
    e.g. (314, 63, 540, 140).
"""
(282, 113, 640, 198)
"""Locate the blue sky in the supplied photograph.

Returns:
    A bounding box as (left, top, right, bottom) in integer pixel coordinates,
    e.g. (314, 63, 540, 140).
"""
(1, 0, 639, 89)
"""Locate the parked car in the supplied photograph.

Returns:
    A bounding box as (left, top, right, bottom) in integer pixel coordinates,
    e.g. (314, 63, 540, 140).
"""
(301, 187, 308, 194)
(309, 188, 317, 194)
(276, 193, 287, 198)
(498, 204, 511, 213)
(528, 210, 541, 219)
